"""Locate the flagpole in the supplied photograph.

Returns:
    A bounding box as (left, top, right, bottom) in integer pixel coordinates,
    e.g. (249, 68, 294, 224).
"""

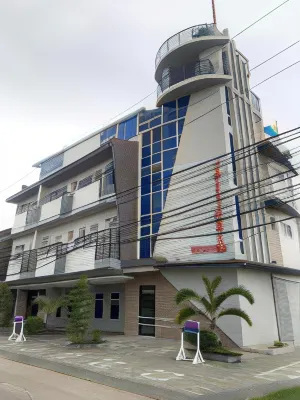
(212, 0, 217, 25)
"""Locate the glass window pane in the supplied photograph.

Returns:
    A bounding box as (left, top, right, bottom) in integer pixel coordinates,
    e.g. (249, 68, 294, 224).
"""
(163, 149, 177, 170)
(141, 176, 151, 195)
(152, 192, 162, 213)
(96, 293, 103, 300)
(140, 237, 151, 258)
(141, 195, 151, 215)
(152, 220, 160, 234)
(107, 125, 117, 139)
(163, 137, 177, 150)
(142, 146, 151, 158)
(163, 122, 176, 139)
(163, 190, 168, 205)
(110, 303, 119, 319)
(178, 119, 184, 135)
(163, 175, 171, 190)
(178, 96, 189, 108)
(163, 101, 177, 122)
(140, 122, 149, 132)
(150, 116, 161, 128)
(141, 215, 151, 226)
(142, 131, 151, 147)
(141, 226, 150, 236)
(95, 294, 103, 319)
(152, 127, 161, 143)
(100, 130, 108, 143)
(124, 116, 137, 140)
(152, 141, 161, 154)
(118, 123, 125, 140)
(152, 153, 161, 164)
(141, 166, 151, 177)
(141, 156, 151, 168)
(111, 293, 120, 300)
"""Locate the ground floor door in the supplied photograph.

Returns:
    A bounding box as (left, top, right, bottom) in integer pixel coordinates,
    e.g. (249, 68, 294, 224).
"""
(139, 286, 155, 336)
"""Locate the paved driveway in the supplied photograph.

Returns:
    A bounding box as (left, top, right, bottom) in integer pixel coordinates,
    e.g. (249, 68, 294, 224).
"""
(0, 334, 300, 399)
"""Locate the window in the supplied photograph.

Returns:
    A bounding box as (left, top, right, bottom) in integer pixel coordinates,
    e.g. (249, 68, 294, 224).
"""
(110, 293, 120, 319)
(79, 227, 86, 237)
(56, 307, 62, 318)
(163, 101, 177, 122)
(70, 181, 77, 192)
(90, 224, 98, 233)
(162, 122, 176, 139)
(14, 245, 24, 258)
(68, 231, 74, 242)
(54, 235, 62, 243)
(142, 131, 151, 147)
(78, 175, 93, 190)
(141, 195, 151, 215)
(282, 223, 293, 238)
(95, 293, 104, 319)
(118, 116, 137, 140)
(270, 217, 276, 231)
(142, 146, 151, 158)
(141, 176, 151, 195)
(41, 236, 49, 247)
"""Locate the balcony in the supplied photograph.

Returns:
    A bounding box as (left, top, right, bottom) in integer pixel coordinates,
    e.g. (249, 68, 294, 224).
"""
(156, 59, 232, 106)
(155, 24, 229, 81)
(250, 91, 261, 114)
(6, 228, 120, 281)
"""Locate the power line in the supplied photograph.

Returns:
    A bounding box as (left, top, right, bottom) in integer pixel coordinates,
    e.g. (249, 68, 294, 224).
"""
(0, 170, 37, 195)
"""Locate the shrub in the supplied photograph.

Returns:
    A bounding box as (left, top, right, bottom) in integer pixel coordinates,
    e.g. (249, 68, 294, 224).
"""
(91, 329, 101, 343)
(66, 275, 94, 344)
(273, 340, 288, 348)
(204, 347, 242, 356)
(24, 316, 44, 335)
(184, 330, 220, 351)
(0, 283, 13, 327)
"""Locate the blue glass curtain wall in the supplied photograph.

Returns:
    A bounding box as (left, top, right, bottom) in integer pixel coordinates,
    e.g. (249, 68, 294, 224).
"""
(139, 95, 190, 258)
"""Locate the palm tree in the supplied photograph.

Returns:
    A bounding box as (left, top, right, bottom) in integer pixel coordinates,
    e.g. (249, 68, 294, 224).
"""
(33, 295, 66, 326)
(175, 275, 254, 331)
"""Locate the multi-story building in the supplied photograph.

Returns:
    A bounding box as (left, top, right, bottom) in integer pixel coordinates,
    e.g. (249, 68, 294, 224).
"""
(3, 23, 300, 347)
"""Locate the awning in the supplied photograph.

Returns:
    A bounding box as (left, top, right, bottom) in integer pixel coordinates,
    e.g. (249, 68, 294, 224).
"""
(257, 141, 296, 175)
(264, 197, 300, 218)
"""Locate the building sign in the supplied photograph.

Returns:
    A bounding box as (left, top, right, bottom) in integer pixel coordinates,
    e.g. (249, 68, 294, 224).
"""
(190, 160, 227, 254)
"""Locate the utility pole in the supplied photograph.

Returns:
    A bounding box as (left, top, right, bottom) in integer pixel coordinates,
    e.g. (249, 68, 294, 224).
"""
(212, 0, 217, 25)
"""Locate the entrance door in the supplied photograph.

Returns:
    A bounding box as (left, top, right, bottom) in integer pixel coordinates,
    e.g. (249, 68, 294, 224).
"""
(139, 286, 155, 336)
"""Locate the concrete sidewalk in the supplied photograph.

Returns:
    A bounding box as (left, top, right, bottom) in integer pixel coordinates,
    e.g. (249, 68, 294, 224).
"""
(0, 334, 299, 400)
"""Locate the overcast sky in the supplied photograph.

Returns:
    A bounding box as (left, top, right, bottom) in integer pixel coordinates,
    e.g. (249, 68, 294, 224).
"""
(0, 0, 299, 230)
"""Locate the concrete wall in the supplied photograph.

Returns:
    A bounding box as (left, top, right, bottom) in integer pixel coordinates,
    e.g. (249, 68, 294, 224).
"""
(46, 284, 125, 333)
(65, 247, 96, 274)
(35, 257, 56, 277)
(6, 235, 35, 281)
(40, 197, 62, 224)
(161, 267, 243, 345)
(72, 181, 100, 212)
(36, 208, 117, 247)
(63, 134, 100, 168)
(11, 212, 27, 234)
(237, 269, 278, 346)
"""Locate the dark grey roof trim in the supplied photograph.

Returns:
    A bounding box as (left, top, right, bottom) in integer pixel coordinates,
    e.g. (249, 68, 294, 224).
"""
(6, 267, 124, 287)
(257, 141, 297, 175)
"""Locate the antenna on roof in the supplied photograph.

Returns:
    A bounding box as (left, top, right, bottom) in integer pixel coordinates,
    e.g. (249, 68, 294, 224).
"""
(211, 0, 217, 25)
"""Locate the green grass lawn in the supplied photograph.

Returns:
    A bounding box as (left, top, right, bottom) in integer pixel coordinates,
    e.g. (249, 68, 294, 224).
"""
(251, 387, 300, 399)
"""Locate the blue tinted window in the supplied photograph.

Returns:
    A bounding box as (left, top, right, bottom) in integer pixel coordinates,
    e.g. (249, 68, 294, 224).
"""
(118, 123, 125, 140)
(152, 127, 161, 143)
(140, 237, 151, 258)
(163, 122, 176, 139)
(163, 137, 177, 150)
(124, 116, 137, 140)
(141, 176, 151, 195)
(152, 192, 162, 213)
(141, 195, 151, 215)
(163, 190, 168, 205)
(141, 215, 151, 226)
(142, 146, 151, 158)
(142, 131, 151, 147)
(152, 153, 161, 164)
(178, 96, 189, 118)
(178, 119, 184, 135)
(141, 156, 151, 168)
(163, 101, 177, 122)
(152, 172, 162, 192)
(150, 116, 161, 128)
(100, 130, 108, 143)
(152, 141, 161, 154)
(152, 213, 162, 223)
(107, 125, 117, 139)
(152, 220, 160, 234)
(163, 175, 171, 190)
(141, 166, 151, 177)
(139, 108, 161, 123)
(140, 122, 149, 132)
(141, 226, 151, 236)
(163, 149, 177, 170)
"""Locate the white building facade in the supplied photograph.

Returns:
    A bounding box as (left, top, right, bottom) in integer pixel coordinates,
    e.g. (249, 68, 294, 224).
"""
(3, 23, 300, 347)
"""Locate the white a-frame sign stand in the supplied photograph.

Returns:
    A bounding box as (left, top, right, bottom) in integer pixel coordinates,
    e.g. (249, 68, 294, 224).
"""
(8, 316, 26, 343)
(176, 320, 204, 364)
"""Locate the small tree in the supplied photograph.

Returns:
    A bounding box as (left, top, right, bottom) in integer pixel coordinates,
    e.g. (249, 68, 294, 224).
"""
(175, 275, 254, 331)
(66, 275, 94, 344)
(0, 283, 13, 327)
(33, 295, 66, 325)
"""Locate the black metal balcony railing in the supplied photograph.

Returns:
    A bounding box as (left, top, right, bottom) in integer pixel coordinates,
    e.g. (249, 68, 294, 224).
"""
(157, 59, 215, 97)
(155, 23, 217, 68)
